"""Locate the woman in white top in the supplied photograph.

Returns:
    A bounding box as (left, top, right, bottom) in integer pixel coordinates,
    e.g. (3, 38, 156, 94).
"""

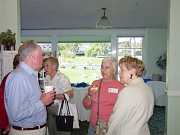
(107, 56, 154, 135)
(43, 57, 73, 135)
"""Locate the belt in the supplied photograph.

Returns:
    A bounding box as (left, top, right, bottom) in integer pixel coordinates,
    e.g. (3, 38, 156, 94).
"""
(12, 123, 46, 130)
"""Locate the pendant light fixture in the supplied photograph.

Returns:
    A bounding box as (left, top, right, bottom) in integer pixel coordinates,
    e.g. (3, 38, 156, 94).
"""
(96, 8, 113, 29)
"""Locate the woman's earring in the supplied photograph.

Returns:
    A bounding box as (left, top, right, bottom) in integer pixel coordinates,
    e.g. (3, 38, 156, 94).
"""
(130, 74, 133, 79)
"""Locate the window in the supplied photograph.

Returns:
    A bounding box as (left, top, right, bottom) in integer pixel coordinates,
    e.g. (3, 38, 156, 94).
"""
(21, 30, 146, 84)
(118, 37, 143, 60)
(57, 37, 143, 84)
(38, 43, 52, 52)
(38, 43, 53, 58)
(58, 42, 111, 84)
(117, 37, 143, 80)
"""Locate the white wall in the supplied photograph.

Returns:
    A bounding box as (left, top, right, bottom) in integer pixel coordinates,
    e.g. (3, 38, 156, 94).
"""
(0, 0, 21, 48)
(146, 28, 167, 76)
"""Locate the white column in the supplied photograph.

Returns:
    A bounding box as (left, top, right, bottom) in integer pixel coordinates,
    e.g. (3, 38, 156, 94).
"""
(166, 0, 180, 134)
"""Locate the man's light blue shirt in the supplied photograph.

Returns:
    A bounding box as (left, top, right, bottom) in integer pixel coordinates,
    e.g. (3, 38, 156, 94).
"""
(5, 62, 46, 128)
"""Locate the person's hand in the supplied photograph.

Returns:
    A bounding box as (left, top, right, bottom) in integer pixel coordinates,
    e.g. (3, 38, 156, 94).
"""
(40, 90, 55, 105)
(88, 85, 98, 97)
(3, 125, 11, 134)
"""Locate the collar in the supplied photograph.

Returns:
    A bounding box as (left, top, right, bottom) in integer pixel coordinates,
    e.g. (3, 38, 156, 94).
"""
(19, 61, 38, 78)
(129, 77, 144, 86)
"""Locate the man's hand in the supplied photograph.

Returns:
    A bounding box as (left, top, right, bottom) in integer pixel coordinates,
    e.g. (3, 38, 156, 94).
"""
(40, 91, 55, 105)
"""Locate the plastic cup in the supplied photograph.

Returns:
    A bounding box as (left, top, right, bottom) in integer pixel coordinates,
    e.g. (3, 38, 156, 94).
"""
(44, 86, 53, 93)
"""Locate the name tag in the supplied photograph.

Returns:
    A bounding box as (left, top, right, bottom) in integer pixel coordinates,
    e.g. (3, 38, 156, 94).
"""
(108, 88, 118, 93)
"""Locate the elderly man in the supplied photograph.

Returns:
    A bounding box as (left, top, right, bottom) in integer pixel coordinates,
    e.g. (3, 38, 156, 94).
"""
(5, 40, 55, 135)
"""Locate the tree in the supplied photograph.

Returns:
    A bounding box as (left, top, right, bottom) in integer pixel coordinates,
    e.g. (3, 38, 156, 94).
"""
(58, 43, 78, 52)
(85, 43, 111, 57)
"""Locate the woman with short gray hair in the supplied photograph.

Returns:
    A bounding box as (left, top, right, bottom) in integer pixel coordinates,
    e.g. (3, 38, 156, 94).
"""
(82, 56, 124, 135)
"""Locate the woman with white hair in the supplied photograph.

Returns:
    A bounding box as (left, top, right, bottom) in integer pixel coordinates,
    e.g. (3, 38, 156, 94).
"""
(82, 57, 124, 135)
(43, 57, 73, 135)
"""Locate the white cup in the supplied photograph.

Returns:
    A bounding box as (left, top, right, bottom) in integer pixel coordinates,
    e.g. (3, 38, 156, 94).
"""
(44, 85, 53, 93)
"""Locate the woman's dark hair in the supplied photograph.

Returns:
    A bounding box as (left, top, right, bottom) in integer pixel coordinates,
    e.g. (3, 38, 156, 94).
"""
(13, 54, 20, 69)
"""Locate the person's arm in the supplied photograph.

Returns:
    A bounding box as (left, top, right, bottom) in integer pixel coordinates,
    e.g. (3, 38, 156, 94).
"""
(82, 89, 92, 108)
(107, 88, 133, 134)
(55, 90, 73, 100)
(82, 79, 100, 108)
(2, 125, 11, 134)
(82, 83, 98, 108)
(0, 73, 10, 88)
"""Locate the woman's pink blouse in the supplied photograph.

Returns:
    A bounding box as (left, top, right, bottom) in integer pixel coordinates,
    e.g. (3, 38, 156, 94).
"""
(82, 79, 124, 128)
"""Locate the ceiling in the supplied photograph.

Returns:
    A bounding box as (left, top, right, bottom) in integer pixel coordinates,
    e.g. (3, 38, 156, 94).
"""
(20, 0, 169, 30)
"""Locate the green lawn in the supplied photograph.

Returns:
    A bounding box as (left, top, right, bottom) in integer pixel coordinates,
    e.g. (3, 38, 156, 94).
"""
(60, 67, 102, 84)
(73, 57, 103, 64)
(60, 57, 103, 65)
(59, 57, 103, 84)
